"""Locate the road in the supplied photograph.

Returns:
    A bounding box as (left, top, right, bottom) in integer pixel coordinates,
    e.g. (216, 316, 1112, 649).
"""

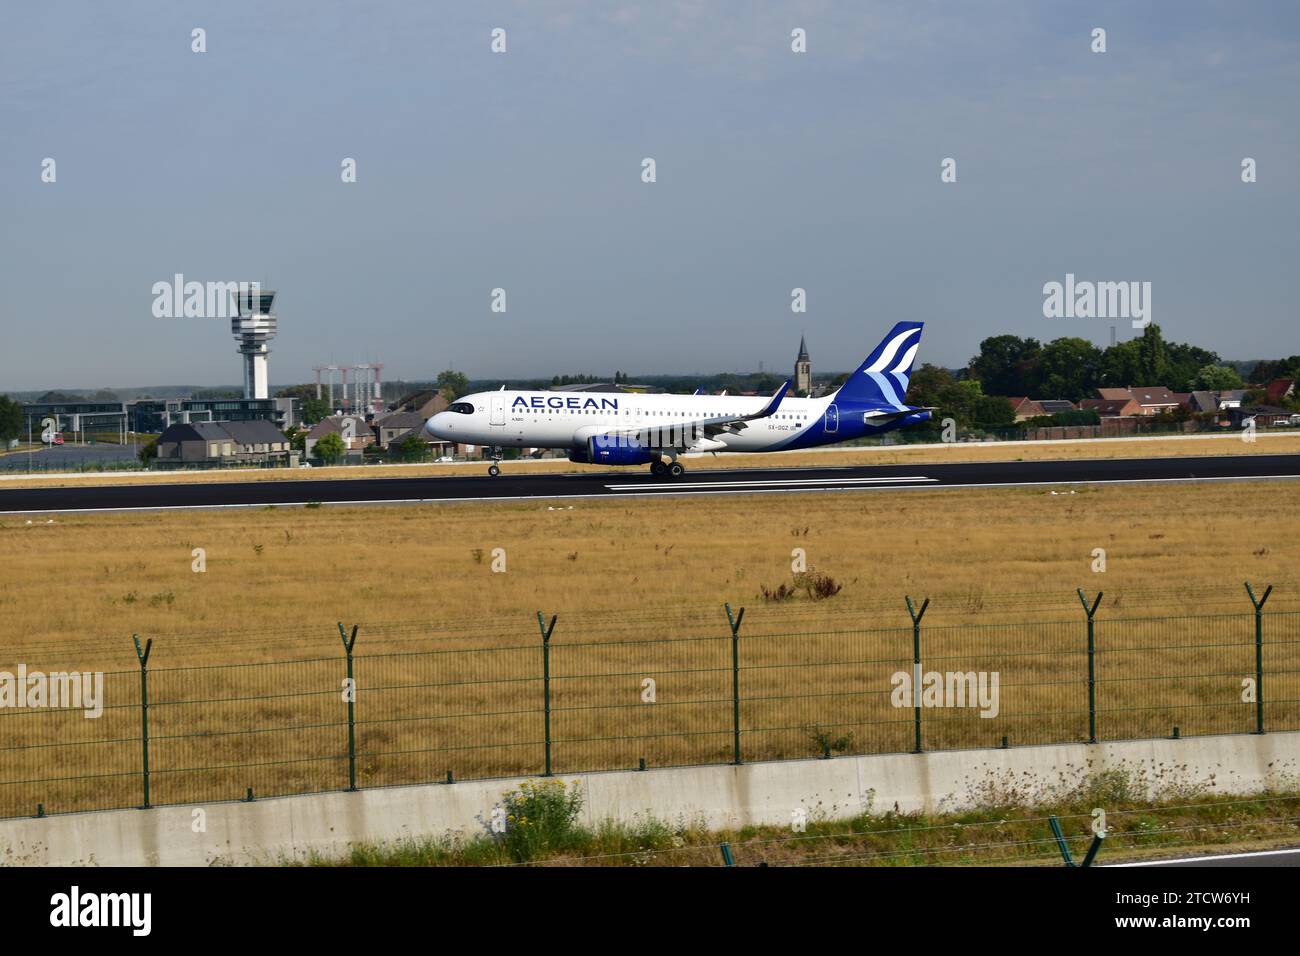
(1, 453, 1298, 514)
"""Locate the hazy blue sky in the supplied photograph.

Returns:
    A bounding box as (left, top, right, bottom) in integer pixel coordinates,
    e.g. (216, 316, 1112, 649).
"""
(2, 1, 1297, 390)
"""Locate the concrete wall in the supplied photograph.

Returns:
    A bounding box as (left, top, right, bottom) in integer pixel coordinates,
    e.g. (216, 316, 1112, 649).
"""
(2, 731, 1297, 866)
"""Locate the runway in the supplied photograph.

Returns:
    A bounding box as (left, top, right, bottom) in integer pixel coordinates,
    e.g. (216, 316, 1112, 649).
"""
(1109, 846, 1300, 867)
(1, 453, 1299, 514)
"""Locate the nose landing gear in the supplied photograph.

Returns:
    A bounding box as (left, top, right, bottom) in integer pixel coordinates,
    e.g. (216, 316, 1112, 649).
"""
(487, 446, 503, 477)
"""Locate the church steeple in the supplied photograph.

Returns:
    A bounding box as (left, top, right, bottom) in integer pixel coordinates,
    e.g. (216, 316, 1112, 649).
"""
(794, 335, 812, 395)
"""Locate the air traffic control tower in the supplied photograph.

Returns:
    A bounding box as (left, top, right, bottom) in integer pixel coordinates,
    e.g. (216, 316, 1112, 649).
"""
(232, 288, 277, 400)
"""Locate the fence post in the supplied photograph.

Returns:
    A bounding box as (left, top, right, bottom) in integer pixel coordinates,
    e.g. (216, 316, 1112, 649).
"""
(338, 623, 359, 791)
(1077, 590, 1102, 744)
(1049, 814, 1106, 868)
(905, 596, 929, 754)
(132, 634, 153, 809)
(1245, 582, 1272, 735)
(725, 603, 745, 765)
(537, 612, 557, 776)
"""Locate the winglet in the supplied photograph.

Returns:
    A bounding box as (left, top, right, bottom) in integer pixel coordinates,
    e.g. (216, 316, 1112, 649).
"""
(756, 380, 790, 418)
(693, 387, 703, 395)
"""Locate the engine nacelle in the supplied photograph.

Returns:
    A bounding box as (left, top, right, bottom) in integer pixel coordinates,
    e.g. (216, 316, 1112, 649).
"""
(570, 435, 660, 466)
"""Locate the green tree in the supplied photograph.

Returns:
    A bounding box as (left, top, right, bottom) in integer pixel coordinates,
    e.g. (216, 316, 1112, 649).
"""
(0, 396, 23, 443)
(276, 384, 314, 401)
(1099, 341, 1138, 388)
(1164, 341, 1219, 391)
(276, 386, 333, 425)
(947, 379, 987, 425)
(968, 335, 1042, 396)
(1250, 356, 1300, 383)
(436, 370, 470, 401)
(137, 437, 158, 465)
(300, 397, 331, 425)
(972, 394, 1015, 427)
(314, 432, 346, 464)
(1037, 337, 1104, 402)
(1193, 364, 1244, 391)
(393, 433, 428, 462)
(904, 363, 955, 406)
(906, 373, 986, 428)
(1133, 324, 1171, 385)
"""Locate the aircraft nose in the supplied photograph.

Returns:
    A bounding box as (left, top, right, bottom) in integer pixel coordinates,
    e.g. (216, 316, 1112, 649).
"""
(425, 413, 450, 438)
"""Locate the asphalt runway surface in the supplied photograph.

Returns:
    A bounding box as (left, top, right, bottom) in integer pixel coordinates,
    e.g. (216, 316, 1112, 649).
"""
(1110, 847, 1300, 867)
(1, 453, 1299, 514)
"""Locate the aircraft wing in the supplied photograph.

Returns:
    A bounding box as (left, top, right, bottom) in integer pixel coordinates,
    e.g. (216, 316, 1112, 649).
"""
(580, 381, 791, 449)
(692, 380, 789, 438)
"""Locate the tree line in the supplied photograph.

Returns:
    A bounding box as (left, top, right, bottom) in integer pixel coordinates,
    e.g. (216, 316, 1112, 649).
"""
(963, 324, 1252, 403)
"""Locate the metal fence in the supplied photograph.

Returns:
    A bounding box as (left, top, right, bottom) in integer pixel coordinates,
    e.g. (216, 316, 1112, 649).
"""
(2, 585, 1297, 820)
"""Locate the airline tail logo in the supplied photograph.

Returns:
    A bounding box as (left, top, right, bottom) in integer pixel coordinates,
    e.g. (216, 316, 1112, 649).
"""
(838, 322, 924, 409)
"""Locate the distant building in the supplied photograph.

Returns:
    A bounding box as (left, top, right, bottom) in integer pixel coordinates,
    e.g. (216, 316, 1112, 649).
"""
(794, 336, 812, 395)
(305, 415, 373, 460)
(129, 397, 297, 432)
(1091, 387, 1179, 416)
(154, 420, 291, 466)
(1006, 398, 1076, 421)
(21, 401, 128, 440)
(1035, 400, 1077, 416)
(1081, 397, 1142, 418)
(1128, 387, 1180, 415)
(384, 424, 465, 458)
(390, 389, 449, 419)
(1006, 397, 1043, 420)
(23, 397, 297, 438)
(1217, 389, 1247, 410)
(1230, 405, 1294, 428)
(1265, 379, 1296, 404)
(372, 411, 430, 449)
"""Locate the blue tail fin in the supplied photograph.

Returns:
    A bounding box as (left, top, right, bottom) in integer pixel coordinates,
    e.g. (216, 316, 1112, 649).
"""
(834, 322, 924, 409)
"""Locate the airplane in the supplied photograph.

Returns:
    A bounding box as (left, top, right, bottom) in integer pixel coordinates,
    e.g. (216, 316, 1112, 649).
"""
(424, 321, 933, 477)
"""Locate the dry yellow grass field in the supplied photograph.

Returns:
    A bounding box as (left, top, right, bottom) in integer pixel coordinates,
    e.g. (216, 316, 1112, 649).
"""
(2, 480, 1298, 818)
(2, 431, 1299, 490)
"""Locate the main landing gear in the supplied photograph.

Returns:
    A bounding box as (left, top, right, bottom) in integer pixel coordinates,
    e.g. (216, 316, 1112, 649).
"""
(487, 446, 503, 477)
(650, 460, 685, 478)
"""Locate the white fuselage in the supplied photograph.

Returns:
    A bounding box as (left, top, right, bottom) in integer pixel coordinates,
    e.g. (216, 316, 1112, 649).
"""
(425, 389, 835, 454)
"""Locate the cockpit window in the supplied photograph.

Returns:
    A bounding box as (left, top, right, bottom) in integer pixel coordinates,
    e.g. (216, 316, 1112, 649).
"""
(448, 402, 474, 414)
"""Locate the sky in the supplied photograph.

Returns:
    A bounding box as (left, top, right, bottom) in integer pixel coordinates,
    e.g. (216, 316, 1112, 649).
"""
(2, 0, 1297, 390)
